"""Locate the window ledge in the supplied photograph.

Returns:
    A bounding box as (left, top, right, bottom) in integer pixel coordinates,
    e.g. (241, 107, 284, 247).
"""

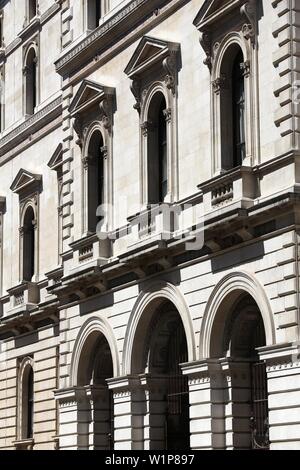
(18, 16, 40, 40)
(14, 438, 34, 450)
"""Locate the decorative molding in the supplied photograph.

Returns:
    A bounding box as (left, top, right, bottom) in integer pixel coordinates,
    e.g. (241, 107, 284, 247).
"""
(55, 0, 171, 76)
(47, 143, 63, 171)
(10, 169, 42, 196)
(0, 96, 62, 160)
(125, 36, 180, 110)
(122, 280, 196, 375)
(70, 316, 120, 387)
(200, 271, 276, 360)
(194, 0, 257, 70)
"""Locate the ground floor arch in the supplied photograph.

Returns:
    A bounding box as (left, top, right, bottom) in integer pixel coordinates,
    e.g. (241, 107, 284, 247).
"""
(194, 274, 272, 450)
(57, 317, 119, 450)
(122, 285, 193, 450)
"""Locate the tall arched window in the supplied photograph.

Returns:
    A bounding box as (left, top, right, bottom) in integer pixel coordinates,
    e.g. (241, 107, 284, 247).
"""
(24, 47, 37, 116)
(232, 50, 246, 167)
(147, 92, 168, 204)
(219, 45, 247, 170)
(25, 366, 34, 439)
(28, 0, 37, 22)
(23, 206, 35, 282)
(87, 130, 105, 233)
(18, 358, 35, 445)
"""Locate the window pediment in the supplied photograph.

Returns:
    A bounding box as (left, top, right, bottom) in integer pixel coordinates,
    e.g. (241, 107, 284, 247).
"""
(124, 36, 180, 79)
(48, 143, 63, 171)
(194, 0, 256, 69)
(10, 169, 42, 195)
(69, 79, 115, 117)
(194, 0, 256, 31)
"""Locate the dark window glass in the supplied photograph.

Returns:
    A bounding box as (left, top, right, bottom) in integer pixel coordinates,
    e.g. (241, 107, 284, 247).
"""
(27, 367, 34, 439)
(232, 50, 246, 166)
(158, 102, 168, 202)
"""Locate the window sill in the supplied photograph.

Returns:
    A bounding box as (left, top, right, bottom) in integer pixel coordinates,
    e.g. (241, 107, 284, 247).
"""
(18, 16, 40, 40)
(14, 438, 34, 450)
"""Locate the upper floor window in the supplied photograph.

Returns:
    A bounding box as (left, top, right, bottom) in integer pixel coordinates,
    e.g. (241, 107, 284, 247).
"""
(194, 0, 259, 174)
(218, 45, 247, 170)
(0, 66, 4, 132)
(48, 144, 63, 264)
(125, 36, 180, 207)
(86, 0, 109, 30)
(23, 44, 38, 116)
(0, 10, 4, 48)
(28, 0, 37, 22)
(232, 50, 246, 166)
(0, 197, 5, 299)
(86, 130, 105, 232)
(69, 80, 115, 237)
(10, 169, 42, 284)
(23, 206, 35, 282)
(147, 92, 168, 204)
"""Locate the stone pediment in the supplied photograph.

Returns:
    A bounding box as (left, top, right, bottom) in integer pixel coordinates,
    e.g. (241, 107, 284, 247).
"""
(124, 36, 180, 79)
(48, 143, 63, 171)
(69, 80, 115, 117)
(10, 169, 42, 195)
(193, 0, 252, 31)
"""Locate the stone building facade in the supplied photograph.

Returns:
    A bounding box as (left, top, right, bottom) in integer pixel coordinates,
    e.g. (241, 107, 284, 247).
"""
(0, 0, 300, 451)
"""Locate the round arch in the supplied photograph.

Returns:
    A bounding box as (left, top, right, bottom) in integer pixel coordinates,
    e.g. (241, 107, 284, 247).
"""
(122, 280, 196, 375)
(24, 42, 38, 66)
(70, 316, 120, 387)
(141, 82, 170, 123)
(21, 201, 36, 227)
(17, 356, 34, 441)
(199, 271, 276, 360)
(82, 121, 107, 158)
(212, 31, 250, 80)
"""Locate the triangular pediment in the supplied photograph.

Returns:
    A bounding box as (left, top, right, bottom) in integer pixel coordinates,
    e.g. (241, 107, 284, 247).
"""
(10, 169, 42, 194)
(124, 36, 180, 78)
(48, 143, 63, 171)
(194, 0, 243, 30)
(69, 80, 115, 117)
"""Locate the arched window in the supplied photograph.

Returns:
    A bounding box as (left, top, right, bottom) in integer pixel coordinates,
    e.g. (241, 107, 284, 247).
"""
(87, 130, 105, 233)
(232, 50, 246, 167)
(23, 206, 35, 282)
(24, 47, 37, 116)
(219, 45, 246, 170)
(147, 93, 168, 204)
(18, 359, 34, 444)
(25, 366, 34, 439)
(28, 0, 37, 22)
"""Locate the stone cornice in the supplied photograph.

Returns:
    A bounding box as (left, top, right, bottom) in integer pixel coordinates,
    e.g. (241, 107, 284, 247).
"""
(0, 96, 62, 162)
(3, 2, 62, 59)
(55, 0, 177, 77)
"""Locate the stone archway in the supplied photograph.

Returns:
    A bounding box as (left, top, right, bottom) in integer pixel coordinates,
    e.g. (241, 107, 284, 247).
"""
(57, 317, 120, 450)
(198, 272, 274, 450)
(123, 282, 195, 450)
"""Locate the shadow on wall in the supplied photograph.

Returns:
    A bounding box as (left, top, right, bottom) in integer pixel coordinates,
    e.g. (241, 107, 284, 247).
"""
(211, 240, 265, 274)
(79, 291, 114, 317)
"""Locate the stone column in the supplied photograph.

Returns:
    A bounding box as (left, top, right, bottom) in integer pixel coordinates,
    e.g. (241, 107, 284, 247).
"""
(219, 359, 253, 450)
(85, 385, 112, 450)
(139, 374, 168, 450)
(259, 342, 300, 450)
(54, 387, 89, 450)
(107, 376, 145, 450)
(182, 360, 226, 450)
